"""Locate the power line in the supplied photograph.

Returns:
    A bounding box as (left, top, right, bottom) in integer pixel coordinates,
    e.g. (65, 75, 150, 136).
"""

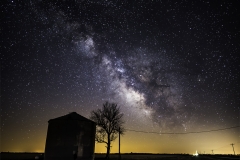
(200, 142, 239, 154)
(214, 144, 231, 150)
(126, 125, 240, 135)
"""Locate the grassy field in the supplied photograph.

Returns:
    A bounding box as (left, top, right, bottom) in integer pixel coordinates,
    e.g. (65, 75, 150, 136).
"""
(95, 154, 240, 160)
(1, 152, 239, 160)
(0, 152, 44, 160)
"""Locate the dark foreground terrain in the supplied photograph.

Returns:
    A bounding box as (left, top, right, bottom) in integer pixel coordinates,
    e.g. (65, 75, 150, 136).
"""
(1, 152, 239, 160)
(95, 154, 240, 160)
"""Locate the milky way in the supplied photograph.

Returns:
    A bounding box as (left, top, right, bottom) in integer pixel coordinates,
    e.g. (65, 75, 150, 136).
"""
(2, 0, 240, 153)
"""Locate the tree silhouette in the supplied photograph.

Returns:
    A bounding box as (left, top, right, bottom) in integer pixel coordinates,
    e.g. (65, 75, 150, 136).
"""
(90, 101, 125, 159)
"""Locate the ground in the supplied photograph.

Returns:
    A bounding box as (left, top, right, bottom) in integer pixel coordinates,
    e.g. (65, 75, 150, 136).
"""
(1, 153, 239, 160)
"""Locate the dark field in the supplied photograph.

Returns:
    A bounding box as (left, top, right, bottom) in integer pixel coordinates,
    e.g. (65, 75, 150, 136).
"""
(95, 154, 240, 160)
(1, 153, 239, 160)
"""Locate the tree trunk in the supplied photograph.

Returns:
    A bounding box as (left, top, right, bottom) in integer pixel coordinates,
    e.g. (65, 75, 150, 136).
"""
(106, 134, 111, 159)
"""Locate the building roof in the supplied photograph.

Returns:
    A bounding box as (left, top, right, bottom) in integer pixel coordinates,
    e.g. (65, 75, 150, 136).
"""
(48, 112, 95, 123)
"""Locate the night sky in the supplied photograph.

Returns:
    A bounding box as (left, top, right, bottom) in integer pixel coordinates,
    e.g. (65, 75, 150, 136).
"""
(1, 0, 240, 154)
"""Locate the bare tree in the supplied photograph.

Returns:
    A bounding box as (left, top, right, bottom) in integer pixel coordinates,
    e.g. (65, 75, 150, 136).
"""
(90, 101, 125, 159)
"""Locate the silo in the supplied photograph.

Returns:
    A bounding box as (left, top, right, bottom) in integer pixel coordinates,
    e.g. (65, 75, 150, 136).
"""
(44, 112, 96, 160)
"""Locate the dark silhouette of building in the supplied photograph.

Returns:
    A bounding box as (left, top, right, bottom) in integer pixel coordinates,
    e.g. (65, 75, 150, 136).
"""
(44, 112, 96, 160)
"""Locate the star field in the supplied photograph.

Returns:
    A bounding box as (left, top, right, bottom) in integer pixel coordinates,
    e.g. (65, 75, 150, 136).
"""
(1, 0, 240, 154)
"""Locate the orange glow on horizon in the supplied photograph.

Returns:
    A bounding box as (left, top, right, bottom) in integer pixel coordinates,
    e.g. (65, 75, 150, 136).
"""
(1, 126, 239, 155)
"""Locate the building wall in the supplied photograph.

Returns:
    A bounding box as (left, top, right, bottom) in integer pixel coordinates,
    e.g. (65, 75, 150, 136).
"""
(44, 119, 95, 160)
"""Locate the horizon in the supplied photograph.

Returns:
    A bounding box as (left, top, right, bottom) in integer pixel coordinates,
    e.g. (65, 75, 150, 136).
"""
(1, 126, 239, 154)
(1, 152, 239, 155)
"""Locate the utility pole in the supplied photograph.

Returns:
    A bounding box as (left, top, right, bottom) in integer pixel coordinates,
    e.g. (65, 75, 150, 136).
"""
(119, 127, 121, 160)
(211, 150, 214, 154)
(230, 143, 235, 155)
